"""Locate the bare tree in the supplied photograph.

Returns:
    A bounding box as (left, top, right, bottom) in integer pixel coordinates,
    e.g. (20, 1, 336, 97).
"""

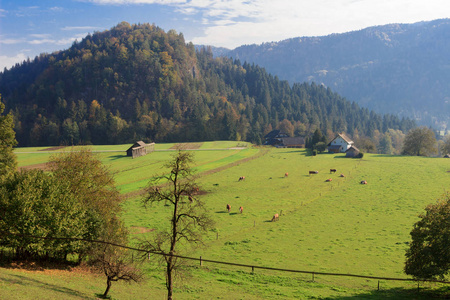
(141, 151, 214, 300)
(94, 246, 143, 299)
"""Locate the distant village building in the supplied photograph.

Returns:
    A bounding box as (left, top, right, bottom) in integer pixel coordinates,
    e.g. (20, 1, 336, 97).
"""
(126, 141, 155, 158)
(345, 146, 361, 158)
(264, 130, 305, 148)
(264, 130, 289, 146)
(327, 133, 354, 153)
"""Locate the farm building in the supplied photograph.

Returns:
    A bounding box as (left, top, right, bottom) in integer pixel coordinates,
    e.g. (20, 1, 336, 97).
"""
(126, 141, 155, 158)
(278, 137, 305, 148)
(345, 146, 360, 158)
(264, 130, 290, 146)
(327, 133, 354, 153)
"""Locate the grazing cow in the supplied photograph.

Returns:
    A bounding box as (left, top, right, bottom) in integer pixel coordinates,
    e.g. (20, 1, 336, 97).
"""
(325, 178, 332, 182)
(360, 180, 368, 184)
(226, 204, 231, 212)
(309, 171, 319, 175)
(188, 195, 193, 202)
(330, 169, 337, 174)
(238, 176, 245, 181)
(239, 206, 243, 214)
(339, 173, 345, 177)
(285, 172, 289, 177)
(271, 213, 279, 222)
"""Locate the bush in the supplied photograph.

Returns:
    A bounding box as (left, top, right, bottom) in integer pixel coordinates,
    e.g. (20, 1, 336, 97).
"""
(356, 152, 364, 158)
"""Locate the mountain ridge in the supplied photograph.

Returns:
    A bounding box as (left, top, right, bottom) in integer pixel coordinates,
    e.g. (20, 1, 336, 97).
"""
(216, 18, 450, 129)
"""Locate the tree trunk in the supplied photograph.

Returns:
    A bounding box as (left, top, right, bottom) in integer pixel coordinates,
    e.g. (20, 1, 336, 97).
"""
(167, 259, 173, 300)
(103, 279, 112, 298)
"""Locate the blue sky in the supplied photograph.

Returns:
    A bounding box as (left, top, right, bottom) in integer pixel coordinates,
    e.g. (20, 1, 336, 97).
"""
(1, 0, 450, 70)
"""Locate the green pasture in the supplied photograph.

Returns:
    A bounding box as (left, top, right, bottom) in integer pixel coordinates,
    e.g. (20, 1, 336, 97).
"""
(3, 144, 450, 299)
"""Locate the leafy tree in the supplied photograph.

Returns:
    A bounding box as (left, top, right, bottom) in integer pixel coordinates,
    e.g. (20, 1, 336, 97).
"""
(441, 135, 450, 156)
(378, 132, 393, 154)
(402, 126, 437, 156)
(314, 142, 327, 153)
(278, 119, 294, 137)
(0, 169, 86, 259)
(141, 151, 213, 300)
(49, 149, 126, 259)
(311, 128, 325, 149)
(0, 95, 17, 180)
(355, 136, 376, 153)
(405, 193, 450, 279)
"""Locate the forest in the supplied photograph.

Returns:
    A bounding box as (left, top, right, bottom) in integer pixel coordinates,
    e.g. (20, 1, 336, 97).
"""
(0, 22, 415, 147)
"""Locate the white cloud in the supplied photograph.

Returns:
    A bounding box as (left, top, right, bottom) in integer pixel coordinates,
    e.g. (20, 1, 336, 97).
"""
(29, 34, 52, 39)
(80, 0, 186, 4)
(49, 6, 64, 12)
(27, 33, 88, 46)
(0, 53, 28, 70)
(0, 9, 6, 17)
(186, 0, 450, 48)
(0, 38, 24, 45)
(62, 26, 101, 31)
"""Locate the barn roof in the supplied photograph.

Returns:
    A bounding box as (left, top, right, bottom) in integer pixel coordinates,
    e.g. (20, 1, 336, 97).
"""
(264, 130, 289, 140)
(280, 137, 305, 146)
(338, 133, 353, 144)
(345, 145, 360, 152)
(127, 141, 147, 151)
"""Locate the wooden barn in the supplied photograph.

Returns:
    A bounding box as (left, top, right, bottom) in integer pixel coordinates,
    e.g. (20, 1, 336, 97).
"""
(279, 137, 305, 148)
(345, 146, 360, 158)
(264, 130, 290, 146)
(126, 141, 155, 158)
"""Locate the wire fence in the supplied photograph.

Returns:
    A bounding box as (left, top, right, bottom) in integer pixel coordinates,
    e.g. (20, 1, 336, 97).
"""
(2, 230, 450, 289)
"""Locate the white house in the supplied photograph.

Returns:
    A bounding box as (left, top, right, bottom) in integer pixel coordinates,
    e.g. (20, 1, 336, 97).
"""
(327, 133, 354, 153)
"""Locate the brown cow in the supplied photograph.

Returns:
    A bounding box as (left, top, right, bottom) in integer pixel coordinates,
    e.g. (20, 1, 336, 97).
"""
(325, 178, 332, 182)
(360, 180, 368, 184)
(309, 171, 319, 175)
(285, 172, 289, 177)
(226, 204, 231, 212)
(239, 206, 243, 214)
(271, 213, 279, 222)
(339, 173, 345, 177)
(238, 176, 245, 181)
(330, 169, 337, 173)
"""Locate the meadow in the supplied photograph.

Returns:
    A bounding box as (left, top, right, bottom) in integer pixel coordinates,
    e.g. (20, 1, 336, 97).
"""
(2, 142, 450, 299)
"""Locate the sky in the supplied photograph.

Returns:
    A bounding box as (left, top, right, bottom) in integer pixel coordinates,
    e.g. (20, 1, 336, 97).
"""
(1, 0, 450, 70)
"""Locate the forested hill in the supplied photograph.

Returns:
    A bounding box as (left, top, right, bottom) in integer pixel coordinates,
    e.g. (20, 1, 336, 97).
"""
(0, 22, 414, 147)
(222, 19, 450, 129)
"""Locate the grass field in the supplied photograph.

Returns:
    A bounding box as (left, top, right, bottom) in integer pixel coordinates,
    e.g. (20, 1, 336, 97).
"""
(2, 142, 450, 299)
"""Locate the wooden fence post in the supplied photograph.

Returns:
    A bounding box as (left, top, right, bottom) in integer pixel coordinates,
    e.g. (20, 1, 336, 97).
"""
(200, 256, 202, 266)
(377, 280, 380, 291)
(312, 272, 315, 282)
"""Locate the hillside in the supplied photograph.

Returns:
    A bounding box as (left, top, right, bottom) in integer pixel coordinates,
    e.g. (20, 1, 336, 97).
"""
(0, 22, 414, 147)
(222, 19, 450, 129)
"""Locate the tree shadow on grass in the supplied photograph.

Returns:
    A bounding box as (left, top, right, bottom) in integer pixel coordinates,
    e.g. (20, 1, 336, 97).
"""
(4, 273, 92, 299)
(323, 286, 450, 300)
(107, 154, 127, 160)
